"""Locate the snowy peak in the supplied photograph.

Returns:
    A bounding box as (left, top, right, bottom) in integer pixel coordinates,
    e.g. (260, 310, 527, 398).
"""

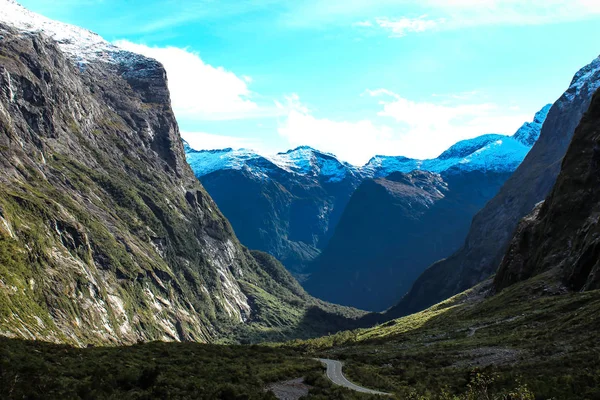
(0, 0, 115, 63)
(184, 145, 357, 183)
(0, 0, 149, 66)
(186, 104, 549, 182)
(512, 104, 552, 146)
(565, 55, 600, 102)
(363, 104, 550, 178)
(437, 134, 506, 161)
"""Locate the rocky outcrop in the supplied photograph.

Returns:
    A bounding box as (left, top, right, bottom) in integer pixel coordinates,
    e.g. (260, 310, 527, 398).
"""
(0, 3, 361, 345)
(389, 55, 600, 318)
(495, 88, 600, 292)
(304, 169, 511, 311)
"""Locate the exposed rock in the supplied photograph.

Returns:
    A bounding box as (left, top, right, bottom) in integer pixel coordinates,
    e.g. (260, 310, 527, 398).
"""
(0, 3, 362, 345)
(495, 88, 600, 292)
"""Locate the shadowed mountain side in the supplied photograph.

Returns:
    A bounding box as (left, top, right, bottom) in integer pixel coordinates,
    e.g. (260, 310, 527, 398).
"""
(305, 169, 511, 311)
(495, 87, 600, 293)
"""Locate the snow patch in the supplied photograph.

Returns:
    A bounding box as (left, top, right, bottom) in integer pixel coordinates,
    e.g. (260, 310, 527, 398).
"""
(0, 0, 149, 66)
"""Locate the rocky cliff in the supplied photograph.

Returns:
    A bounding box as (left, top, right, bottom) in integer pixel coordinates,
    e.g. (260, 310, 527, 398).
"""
(495, 88, 600, 292)
(389, 54, 600, 318)
(0, 1, 361, 345)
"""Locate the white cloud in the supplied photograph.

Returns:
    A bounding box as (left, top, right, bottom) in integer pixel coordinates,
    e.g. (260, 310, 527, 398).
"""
(277, 92, 531, 165)
(353, 20, 373, 27)
(277, 96, 396, 165)
(355, 0, 600, 37)
(375, 16, 443, 37)
(114, 40, 281, 121)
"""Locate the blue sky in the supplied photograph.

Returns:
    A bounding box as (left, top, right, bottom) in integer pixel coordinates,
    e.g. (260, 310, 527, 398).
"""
(19, 0, 600, 165)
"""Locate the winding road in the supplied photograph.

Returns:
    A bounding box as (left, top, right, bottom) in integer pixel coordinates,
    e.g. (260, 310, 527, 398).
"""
(317, 358, 391, 396)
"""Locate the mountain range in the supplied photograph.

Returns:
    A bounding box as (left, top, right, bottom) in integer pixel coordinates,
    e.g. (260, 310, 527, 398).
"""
(186, 106, 549, 283)
(304, 107, 550, 311)
(2, 1, 600, 398)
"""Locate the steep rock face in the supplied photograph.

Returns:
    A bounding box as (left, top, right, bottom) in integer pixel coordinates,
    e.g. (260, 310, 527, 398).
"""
(186, 146, 362, 274)
(0, 3, 361, 345)
(304, 169, 511, 311)
(390, 55, 600, 318)
(495, 89, 600, 292)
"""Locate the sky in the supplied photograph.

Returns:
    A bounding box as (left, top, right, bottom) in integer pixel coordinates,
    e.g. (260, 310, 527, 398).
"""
(18, 0, 600, 165)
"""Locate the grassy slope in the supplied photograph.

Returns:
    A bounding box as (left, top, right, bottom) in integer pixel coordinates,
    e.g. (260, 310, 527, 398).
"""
(290, 273, 600, 399)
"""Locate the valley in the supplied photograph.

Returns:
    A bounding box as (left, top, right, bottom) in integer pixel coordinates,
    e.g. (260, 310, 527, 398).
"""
(1, 1, 600, 399)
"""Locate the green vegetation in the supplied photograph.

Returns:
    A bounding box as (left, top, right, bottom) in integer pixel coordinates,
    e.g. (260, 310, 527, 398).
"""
(0, 338, 384, 399)
(288, 274, 600, 399)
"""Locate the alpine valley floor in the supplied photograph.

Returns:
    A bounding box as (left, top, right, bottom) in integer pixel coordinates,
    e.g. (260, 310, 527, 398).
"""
(2, 272, 599, 399)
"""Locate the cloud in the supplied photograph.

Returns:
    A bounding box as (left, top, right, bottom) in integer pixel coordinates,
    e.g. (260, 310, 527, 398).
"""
(375, 16, 443, 37)
(114, 40, 281, 121)
(277, 96, 396, 165)
(367, 89, 531, 158)
(353, 20, 373, 27)
(276, 92, 531, 165)
(353, 0, 600, 37)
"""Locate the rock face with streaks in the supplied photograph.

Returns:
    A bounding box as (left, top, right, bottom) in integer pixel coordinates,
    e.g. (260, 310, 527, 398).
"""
(0, 1, 361, 345)
(495, 88, 600, 292)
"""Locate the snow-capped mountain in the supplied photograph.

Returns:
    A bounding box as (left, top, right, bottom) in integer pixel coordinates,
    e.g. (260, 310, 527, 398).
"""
(185, 106, 549, 278)
(188, 104, 550, 186)
(185, 144, 360, 183)
(363, 104, 551, 178)
(0, 0, 144, 66)
(186, 144, 363, 274)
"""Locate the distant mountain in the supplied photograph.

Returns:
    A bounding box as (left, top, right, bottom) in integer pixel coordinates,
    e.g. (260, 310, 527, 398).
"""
(303, 106, 550, 311)
(389, 54, 600, 318)
(363, 105, 550, 179)
(186, 107, 549, 278)
(186, 145, 363, 274)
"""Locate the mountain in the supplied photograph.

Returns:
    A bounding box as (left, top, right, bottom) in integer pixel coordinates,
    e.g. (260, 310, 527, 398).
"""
(495, 87, 600, 293)
(363, 106, 550, 179)
(186, 145, 363, 274)
(389, 54, 600, 318)
(0, 0, 363, 345)
(186, 108, 549, 279)
(303, 108, 549, 311)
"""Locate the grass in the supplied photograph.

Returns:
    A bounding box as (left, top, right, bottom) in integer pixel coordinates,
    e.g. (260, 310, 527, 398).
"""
(287, 274, 600, 399)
